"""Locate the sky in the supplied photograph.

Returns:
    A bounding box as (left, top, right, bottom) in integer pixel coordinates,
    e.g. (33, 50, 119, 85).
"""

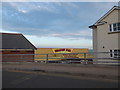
(0, 1, 119, 49)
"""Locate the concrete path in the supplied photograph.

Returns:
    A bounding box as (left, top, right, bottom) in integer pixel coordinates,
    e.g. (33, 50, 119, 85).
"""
(2, 63, 119, 80)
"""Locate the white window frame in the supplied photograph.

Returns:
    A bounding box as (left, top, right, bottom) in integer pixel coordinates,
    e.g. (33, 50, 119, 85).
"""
(110, 49, 120, 59)
(109, 22, 120, 32)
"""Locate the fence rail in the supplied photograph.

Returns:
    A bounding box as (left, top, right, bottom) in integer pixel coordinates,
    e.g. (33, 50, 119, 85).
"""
(1, 52, 120, 65)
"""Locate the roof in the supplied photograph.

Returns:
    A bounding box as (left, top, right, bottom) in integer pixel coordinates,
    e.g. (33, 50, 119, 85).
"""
(0, 33, 36, 49)
(89, 6, 120, 29)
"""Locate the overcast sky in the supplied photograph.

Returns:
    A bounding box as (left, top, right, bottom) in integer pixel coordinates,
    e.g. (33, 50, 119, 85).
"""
(1, 1, 118, 49)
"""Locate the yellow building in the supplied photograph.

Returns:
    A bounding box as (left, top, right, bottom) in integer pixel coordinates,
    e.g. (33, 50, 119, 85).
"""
(34, 48, 93, 62)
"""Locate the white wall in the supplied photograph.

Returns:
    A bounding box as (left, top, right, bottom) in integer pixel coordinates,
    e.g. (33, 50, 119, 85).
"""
(93, 9, 120, 64)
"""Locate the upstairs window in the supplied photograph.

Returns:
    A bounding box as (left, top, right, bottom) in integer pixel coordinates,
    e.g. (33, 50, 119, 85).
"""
(109, 23, 120, 32)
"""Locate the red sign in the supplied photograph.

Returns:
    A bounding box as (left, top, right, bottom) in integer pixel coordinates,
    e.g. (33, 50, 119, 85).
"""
(54, 48, 71, 52)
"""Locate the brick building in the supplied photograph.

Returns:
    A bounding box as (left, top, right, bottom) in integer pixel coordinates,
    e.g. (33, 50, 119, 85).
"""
(0, 33, 36, 62)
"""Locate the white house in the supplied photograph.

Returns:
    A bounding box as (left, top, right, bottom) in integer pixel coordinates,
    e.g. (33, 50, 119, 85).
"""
(89, 6, 120, 64)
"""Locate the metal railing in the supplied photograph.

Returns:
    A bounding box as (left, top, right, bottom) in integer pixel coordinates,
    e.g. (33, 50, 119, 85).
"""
(1, 52, 120, 65)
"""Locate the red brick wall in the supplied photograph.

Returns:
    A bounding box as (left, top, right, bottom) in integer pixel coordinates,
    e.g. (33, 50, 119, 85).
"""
(2, 50, 34, 62)
(0, 51, 2, 62)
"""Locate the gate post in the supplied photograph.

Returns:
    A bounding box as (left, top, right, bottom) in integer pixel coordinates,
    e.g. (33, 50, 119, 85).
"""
(46, 54, 48, 64)
(84, 53, 87, 65)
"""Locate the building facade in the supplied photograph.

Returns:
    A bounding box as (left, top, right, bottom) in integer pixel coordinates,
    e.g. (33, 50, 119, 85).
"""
(89, 6, 120, 64)
(0, 33, 36, 62)
(34, 48, 93, 63)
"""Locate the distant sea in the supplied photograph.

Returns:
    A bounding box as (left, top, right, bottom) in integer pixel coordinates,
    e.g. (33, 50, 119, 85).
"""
(88, 49, 93, 52)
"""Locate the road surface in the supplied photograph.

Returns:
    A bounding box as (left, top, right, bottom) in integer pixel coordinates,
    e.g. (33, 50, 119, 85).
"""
(2, 70, 118, 88)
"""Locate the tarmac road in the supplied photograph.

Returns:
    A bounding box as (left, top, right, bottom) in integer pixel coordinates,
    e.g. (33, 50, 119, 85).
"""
(2, 70, 119, 88)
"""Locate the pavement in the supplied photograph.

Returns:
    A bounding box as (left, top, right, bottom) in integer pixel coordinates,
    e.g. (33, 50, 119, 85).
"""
(2, 63, 120, 81)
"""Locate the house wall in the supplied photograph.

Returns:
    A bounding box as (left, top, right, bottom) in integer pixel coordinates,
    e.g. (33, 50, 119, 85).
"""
(1, 50, 34, 62)
(119, 9, 120, 49)
(97, 10, 119, 53)
(93, 9, 120, 64)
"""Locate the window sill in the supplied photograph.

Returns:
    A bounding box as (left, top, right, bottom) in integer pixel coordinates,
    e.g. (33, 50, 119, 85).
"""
(108, 31, 120, 34)
(110, 57, 120, 60)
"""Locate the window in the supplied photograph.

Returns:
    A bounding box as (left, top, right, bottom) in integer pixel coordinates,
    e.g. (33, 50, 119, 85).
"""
(110, 50, 113, 57)
(110, 50, 120, 59)
(109, 22, 120, 32)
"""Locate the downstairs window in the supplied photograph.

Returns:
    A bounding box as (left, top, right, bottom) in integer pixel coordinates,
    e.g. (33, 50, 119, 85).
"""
(110, 50, 120, 59)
